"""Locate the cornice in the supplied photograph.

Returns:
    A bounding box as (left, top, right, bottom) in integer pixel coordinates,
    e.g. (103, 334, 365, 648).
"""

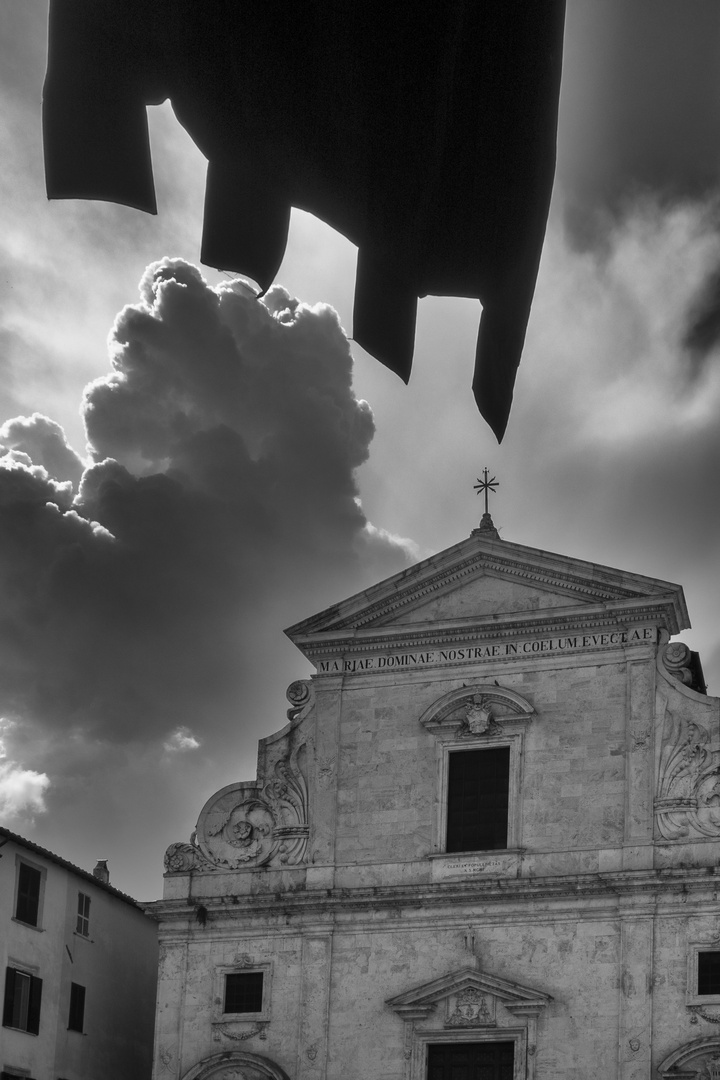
(323, 551, 645, 632)
(149, 865, 720, 924)
(297, 600, 677, 661)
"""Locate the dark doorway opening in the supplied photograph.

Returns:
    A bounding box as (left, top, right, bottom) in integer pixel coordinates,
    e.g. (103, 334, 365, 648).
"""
(427, 1041, 514, 1080)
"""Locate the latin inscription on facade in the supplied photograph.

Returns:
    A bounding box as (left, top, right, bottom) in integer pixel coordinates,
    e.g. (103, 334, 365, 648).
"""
(315, 627, 656, 675)
(432, 852, 519, 881)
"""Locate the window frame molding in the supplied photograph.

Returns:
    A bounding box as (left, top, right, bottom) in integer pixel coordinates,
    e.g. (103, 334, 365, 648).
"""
(75, 892, 91, 938)
(687, 943, 720, 1005)
(418, 685, 534, 857)
(212, 963, 272, 1024)
(12, 855, 47, 931)
(438, 735, 523, 855)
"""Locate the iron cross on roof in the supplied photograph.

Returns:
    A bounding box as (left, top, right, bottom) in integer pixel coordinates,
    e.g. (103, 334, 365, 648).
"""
(473, 468, 499, 516)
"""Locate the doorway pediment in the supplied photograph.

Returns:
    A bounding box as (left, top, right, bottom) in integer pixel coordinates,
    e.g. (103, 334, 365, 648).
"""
(387, 967, 552, 1080)
(386, 965, 552, 1023)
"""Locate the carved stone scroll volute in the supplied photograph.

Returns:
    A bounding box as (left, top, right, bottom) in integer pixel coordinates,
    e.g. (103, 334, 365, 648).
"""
(286, 679, 314, 722)
(165, 743, 309, 872)
(655, 706, 720, 841)
(164, 839, 213, 874)
(262, 745, 310, 865)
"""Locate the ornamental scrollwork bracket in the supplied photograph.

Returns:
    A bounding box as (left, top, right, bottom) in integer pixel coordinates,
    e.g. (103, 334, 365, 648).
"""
(655, 707, 720, 840)
(286, 679, 314, 721)
(166, 743, 309, 872)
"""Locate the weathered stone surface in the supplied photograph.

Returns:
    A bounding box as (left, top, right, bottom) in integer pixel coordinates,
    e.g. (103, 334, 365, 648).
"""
(148, 529, 720, 1080)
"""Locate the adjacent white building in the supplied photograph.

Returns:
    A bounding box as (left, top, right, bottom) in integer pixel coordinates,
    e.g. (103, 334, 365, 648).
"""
(1, 828, 158, 1080)
(149, 519, 720, 1080)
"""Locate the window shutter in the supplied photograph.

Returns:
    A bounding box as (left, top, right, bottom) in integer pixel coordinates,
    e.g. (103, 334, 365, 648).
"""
(68, 982, 85, 1032)
(2, 967, 16, 1027)
(16, 864, 41, 925)
(27, 974, 42, 1035)
(76, 892, 90, 936)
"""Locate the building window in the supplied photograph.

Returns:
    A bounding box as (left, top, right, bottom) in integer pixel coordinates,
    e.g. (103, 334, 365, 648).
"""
(224, 972, 264, 1014)
(14, 863, 42, 927)
(68, 982, 85, 1032)
(698, 952, 720, 996)
(76, 893, 90, 936)
(446, 747, 510, 853)
(2, 966, 42, 1034)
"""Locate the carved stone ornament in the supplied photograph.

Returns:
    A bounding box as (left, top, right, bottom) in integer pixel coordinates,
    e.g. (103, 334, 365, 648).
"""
(419, 685, 534, 740)
(316, 756, 335, 789)
(387, 966, 551, 1024)
(164, 833, 223, 873)
(662, 642, 695, 686)
(699, 1056, 720, 1079)
(689, 1006, 720, 1026)
(286, 679, 314, 721)
(158, 1045, 174, 1073)
(464, 699, 494, 736)
(180, 1050, 291, 1080)
(657, 1037, 720, 1079)
(215, 1022, 268, 1042)
(655, 707, 720, 840)
(446, 987, 495, 1027)
(165, 744, 309, 872)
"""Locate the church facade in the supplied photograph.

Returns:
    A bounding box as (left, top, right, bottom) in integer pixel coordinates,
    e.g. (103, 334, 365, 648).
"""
(149, 520, 720, 1080)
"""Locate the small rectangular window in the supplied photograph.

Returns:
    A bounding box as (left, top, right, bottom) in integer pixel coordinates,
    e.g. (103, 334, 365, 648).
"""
(15, 863, 42, 926)
(446, 746, 510, 853)
(224, 972, 264, 1014)
(68, 982, 85, 1032)
(76, 892, 90, 936)
(2, 966, 42, 1034)
(698, 952, 720, 996)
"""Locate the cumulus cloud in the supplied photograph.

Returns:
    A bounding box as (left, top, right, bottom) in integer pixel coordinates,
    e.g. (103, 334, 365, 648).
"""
(0, 260, 413, 786)
(0, 763, 49, 819)
(0, 413, 86, 487)
(0, 720, 49, 820)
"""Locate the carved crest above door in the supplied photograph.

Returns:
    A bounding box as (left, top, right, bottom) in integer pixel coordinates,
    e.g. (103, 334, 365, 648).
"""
(386, 966, 552, 1080)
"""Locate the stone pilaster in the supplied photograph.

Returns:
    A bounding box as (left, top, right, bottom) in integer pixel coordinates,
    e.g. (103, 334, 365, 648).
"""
(623, 656, 656, 870)
(307, 678, 342, 877)
(616, 910, 654, 1080)
(296, 931, 334, 1079)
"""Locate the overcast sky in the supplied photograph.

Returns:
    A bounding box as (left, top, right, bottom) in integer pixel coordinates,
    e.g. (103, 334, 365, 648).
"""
(1, 2, 720, 900)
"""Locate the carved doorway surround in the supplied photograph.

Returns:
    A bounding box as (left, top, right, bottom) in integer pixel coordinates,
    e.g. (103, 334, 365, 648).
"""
(386, 967, 551, 1080)
(657, 1036, 720, 1079)
(180, 1050, 291, 1080)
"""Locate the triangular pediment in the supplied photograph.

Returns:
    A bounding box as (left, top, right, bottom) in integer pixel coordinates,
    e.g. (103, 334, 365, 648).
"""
(286, 531, 689, 650)
(386, 966, 552, 1021)
(389, 571, 581, 626)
